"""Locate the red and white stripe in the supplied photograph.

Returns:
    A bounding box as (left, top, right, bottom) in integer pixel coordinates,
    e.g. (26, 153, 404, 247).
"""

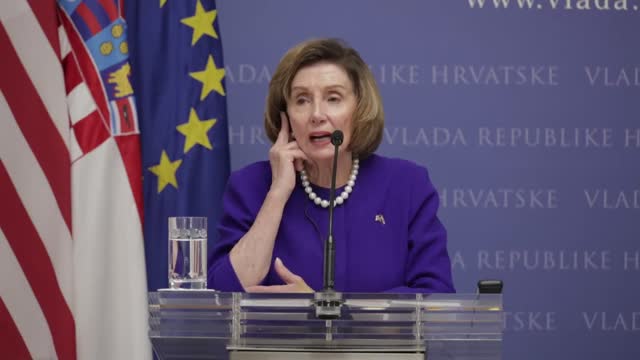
(1, 2, 75, 359)
(1, 1, 150, 359)
(59, 17, 110, 162)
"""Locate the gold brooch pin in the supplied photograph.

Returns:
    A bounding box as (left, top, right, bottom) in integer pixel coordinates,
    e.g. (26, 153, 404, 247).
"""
(375, 214, 386, 225)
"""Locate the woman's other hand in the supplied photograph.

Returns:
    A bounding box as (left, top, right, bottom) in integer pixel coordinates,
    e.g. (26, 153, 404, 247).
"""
(245, 258, 313, 293)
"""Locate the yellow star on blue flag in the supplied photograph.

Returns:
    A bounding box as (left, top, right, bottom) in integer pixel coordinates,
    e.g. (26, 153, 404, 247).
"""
(190, 55, 226, 100)
(181, 0, 219, 45)
(176, 108, 217, 153)
(148, 150, 183, 193)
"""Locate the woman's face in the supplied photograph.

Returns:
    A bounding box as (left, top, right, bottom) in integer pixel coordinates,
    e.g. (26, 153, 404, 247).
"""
(286, 62, 356, 163)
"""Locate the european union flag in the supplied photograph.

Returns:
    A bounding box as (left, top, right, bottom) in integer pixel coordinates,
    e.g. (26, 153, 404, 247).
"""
(126, 0, 230, 291)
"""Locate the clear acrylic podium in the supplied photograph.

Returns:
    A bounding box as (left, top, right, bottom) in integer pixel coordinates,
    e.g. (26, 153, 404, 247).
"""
(148, 291, 502, 359)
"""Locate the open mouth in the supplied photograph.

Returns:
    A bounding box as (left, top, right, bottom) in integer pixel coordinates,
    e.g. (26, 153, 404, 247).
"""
(309, 132, 332, 143)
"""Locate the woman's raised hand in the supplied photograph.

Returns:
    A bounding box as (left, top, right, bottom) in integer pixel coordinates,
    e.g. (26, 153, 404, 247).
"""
(268, 112, 308, 199)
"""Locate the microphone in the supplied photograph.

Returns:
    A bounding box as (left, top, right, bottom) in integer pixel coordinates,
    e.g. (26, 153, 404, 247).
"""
(330, 130, 344, 146)
(315, 130, 344, 319)
(324, 130, 343, 291)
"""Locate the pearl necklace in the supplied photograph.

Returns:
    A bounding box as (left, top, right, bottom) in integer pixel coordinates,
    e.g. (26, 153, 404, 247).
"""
(299, 159, 359, 208)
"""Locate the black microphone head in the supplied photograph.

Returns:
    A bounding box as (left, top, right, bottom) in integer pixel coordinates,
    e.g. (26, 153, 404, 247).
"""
(331, 130, 344, 146)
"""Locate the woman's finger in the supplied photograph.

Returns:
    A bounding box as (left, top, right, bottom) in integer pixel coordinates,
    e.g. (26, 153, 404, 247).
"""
(283, 141, 301, 150)
(271, 146, 308, 165)
(274, 258, 302, 285)
(276, 112, 289, 144)
(289, 149, 310, 163)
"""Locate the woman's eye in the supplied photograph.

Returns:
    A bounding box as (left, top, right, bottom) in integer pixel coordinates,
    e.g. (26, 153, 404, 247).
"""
(328, 96, 341, 103)
(295, 98, 308, 105)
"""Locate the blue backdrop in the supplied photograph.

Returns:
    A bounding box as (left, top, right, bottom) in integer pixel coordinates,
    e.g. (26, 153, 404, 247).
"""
(214, 1, 639, 359)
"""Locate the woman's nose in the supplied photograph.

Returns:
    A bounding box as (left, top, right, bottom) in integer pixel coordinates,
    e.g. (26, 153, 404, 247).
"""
(310, 102, 327, 125)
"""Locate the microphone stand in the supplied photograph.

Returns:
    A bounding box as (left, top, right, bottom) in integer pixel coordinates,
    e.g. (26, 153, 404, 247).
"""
(314, 130, 344, 319)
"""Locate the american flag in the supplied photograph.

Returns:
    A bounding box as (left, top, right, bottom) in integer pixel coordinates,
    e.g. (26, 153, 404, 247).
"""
(1, 1, 150, 358)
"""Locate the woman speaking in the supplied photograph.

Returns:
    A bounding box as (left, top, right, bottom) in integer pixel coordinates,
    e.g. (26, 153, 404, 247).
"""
(208, 38, 454, 294)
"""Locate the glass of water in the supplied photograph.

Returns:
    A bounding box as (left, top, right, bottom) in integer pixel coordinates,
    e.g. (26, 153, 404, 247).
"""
(168, 216, 207, 289)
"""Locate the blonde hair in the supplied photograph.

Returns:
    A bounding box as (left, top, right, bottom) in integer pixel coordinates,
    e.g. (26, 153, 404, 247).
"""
(264, 38, 384, 158)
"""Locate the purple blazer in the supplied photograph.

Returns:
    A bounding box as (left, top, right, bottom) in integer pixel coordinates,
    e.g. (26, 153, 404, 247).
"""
(208, 154, 455, 293)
